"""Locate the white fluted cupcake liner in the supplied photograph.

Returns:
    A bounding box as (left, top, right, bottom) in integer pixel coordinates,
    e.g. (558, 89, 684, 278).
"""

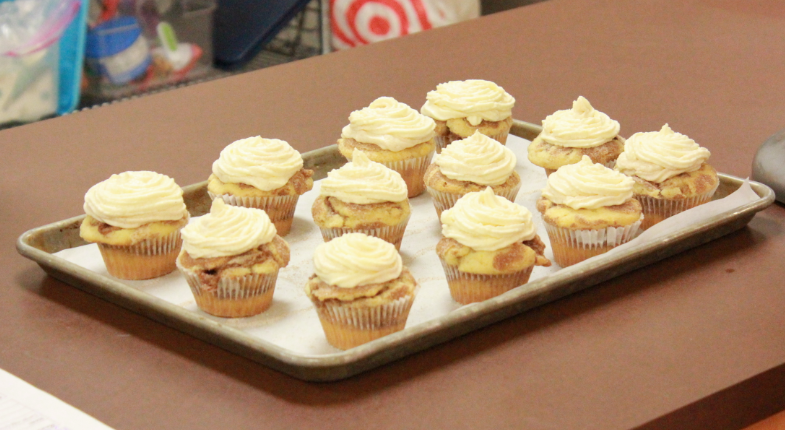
(319, 218, 409, 250)
(544, 217, 643, 267)
(426, 181, 522, 218)
(377, 153, 434, 198)
(311, 294, 415, 350)
(545, 160, 616, 177)
(439, 260, 534, 304)
(434, 135, 450, 154)
(480, 130, 510, 145)
(98, 230, 182, 280)
(179, 267, 279, 318)
(208, 192, 299, 236)
(636, 185, 718, 230)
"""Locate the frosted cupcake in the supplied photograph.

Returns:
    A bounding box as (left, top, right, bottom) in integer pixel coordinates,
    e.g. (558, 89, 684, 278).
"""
(338, 97, 436, 197)
(614, 124, 719, 230)
(207, 136, 314, 236)
(177, 199, 290, 318)
(528, 96, 624, 175)
(80, 171, 189, 280)
(305, 233, 418, 350)
(424, 130, 520, 218)
(421, 79, 515, 152)
(312, 149, 410, 249)
(537, 156, 643, 267)
(436, 188, 551, 304)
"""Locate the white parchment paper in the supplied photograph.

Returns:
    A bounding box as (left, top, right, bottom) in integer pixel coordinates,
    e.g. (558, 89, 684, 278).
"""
(0, 367, 115, 430)
(54, 136, 762, 356)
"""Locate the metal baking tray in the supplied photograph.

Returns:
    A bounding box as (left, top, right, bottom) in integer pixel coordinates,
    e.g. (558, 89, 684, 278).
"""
(16, 120, 776, 381)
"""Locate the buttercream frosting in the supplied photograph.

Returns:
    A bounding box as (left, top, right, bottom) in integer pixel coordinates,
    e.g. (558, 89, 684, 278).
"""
(180, 199, 276, 259)
(212, 136, 304, 191)
(542, 155, 634, 210)
(440, 187, 536, 251)
(420, 80, 515, 126)
(539, 96, 620, 148)
(434, 131, 516, 185)
(83, 171, 187, 229)
(341, 97, 436, 152)
(320, 150, 408, 203)
(615, 124, 711, 183)
(313, 233, 403, 288)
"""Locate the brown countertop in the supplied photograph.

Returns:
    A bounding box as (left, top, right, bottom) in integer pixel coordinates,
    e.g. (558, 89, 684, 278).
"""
(3, 0, 785, 428)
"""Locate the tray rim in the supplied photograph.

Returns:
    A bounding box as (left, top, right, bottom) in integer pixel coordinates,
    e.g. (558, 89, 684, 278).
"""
(16, 119, 777, 381)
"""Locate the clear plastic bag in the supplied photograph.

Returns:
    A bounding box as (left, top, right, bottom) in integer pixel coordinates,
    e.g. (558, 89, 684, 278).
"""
(0, 0, 85, 125)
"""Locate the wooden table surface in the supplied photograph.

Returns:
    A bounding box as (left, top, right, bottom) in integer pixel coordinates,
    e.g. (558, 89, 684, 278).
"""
(3, 0, 785, 429)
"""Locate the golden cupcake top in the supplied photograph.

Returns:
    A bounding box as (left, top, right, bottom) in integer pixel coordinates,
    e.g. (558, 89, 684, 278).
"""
(420, 79, 515, 125)
(83, 170, 187, 229)
(615, 124, 711, 183)
(433, 131, 516, 186)
(440, 187, 536, 251)
(629, 163, 718, 199)
(180, 199, 277, 259)
(539, 96, 620, 148)
(341, 97, 436, 152)
(313, 233, 403, 288)
(320, 150, 408, 203)
(212, 136, 304, 191)
(542, 155, 634, 210)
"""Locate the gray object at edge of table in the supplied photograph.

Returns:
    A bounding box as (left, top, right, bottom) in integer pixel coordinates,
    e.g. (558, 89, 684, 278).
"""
(753, 129, 785, 204)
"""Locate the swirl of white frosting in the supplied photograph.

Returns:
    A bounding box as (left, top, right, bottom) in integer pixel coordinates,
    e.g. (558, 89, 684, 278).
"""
(615, 124, 711, 183)
(420, 80, 515, 126)
(341, 97, 436, 152)
(542, 155, 634, 209)
(212, 136, 304, 191)
(180, 199, 276, 259)
(320, 150, 408, 203)
(539, 96, 620, 148)
(313, 233, 403, 288)
(441, 188, 536, 251)
(434, 131, 516, 186)
(83, 171, 187, 229)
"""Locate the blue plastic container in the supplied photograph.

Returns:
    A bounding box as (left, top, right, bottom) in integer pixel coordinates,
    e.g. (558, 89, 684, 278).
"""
(57, 0, 88, 114)
(85, 16, 151, 85)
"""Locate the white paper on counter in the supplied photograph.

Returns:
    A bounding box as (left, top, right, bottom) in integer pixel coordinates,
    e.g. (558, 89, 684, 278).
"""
(0, 367, 115, 430)
(54, 135, 762, 356)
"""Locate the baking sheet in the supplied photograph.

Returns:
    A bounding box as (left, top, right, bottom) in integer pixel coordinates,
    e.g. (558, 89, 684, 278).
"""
(17, 120, 775, 380)
(51, 134, 762, 357)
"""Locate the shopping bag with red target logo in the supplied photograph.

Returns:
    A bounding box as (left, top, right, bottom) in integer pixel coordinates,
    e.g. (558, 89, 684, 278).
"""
(331, 0, 480, 50)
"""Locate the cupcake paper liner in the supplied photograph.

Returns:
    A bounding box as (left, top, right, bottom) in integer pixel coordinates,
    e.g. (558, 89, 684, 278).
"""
(439, 259, 534, 304)
(434, 135, 450, 154)
(98, 230, 182, 280)
(636, 185, 718, 230)
(209, 192, 299, 236)
(179, 267, 279, 318)
(377, 153, 434, 198)
(311, 294, 415, 350)
(426, 181, 522, 219)
(319, 217, 410, 250)
(544, 217, 643, 267)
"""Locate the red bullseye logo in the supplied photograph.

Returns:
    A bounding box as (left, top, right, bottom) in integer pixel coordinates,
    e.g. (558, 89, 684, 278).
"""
(331, 0, 432, 49)
(369, 15, 390, 35)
